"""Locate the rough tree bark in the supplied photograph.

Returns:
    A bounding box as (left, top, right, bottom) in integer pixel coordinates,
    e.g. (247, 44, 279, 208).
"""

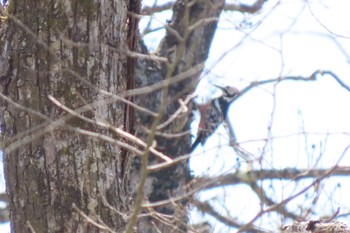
(0, 0, 224, 232)
(0, 0, 129, 232)
(132, 0, 225, 232)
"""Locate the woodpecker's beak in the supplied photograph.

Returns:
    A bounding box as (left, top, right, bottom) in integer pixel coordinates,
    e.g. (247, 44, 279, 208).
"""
(212, 84, 225, 91)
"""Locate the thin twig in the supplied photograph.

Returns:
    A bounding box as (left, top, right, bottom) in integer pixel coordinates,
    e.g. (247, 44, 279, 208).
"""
(237, 144, 350, 232)
(48, 95, 172, 162)
(72, 204, 116, 233)
(26, 221, 37, 233)
(156, 93, 196, 130)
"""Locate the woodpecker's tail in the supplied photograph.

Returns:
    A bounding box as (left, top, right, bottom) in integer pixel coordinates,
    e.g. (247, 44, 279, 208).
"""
(190, 133, 203, 152)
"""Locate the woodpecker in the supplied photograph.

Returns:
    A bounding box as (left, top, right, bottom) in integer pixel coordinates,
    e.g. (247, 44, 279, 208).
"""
(191, 84, 239, 152)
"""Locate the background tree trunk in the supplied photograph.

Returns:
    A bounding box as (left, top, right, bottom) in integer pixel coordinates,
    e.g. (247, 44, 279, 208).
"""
(133, 0, 224, 232)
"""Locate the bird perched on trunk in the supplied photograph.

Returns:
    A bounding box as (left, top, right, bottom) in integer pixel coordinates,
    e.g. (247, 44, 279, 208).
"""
(190, 84, 239, 152)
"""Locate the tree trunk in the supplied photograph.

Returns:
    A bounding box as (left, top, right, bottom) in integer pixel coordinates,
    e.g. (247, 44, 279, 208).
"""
(0, 0, 224, 232)
(133, 0, 224, 232)
(1, 0, 129, 232)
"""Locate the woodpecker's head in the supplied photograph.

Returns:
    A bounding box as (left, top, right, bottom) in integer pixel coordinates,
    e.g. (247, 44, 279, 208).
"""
(213, 84, 239, 100)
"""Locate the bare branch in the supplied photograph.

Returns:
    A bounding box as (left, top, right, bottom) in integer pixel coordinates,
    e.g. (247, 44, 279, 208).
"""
(282, 220, 350, 233)
(306, 1, 350, 39)
(195, 166, 350, 190)
(142, 0, 267, 15)
(72, 204, 116, 233)
(193, 199, 271, 233)
(238, 70, 350, 100)
(237, 144, 350, 232)
(156, 93, 196, 130)
(48, 95, 173, 162)
(224, 0, 267, 14)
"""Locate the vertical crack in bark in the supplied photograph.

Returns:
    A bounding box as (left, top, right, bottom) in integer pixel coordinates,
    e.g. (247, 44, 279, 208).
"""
(121, 0, 141, 181)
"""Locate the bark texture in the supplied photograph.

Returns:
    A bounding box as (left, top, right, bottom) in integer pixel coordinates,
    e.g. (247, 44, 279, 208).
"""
(1, 0, 129, 232)
(0, 0, 225, 232)
(133, 0, 225, 232)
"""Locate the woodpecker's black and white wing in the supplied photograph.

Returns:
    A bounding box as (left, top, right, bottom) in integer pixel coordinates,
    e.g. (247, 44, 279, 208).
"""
(190, 85, 239, 152)
(190, 99, 225, 151)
